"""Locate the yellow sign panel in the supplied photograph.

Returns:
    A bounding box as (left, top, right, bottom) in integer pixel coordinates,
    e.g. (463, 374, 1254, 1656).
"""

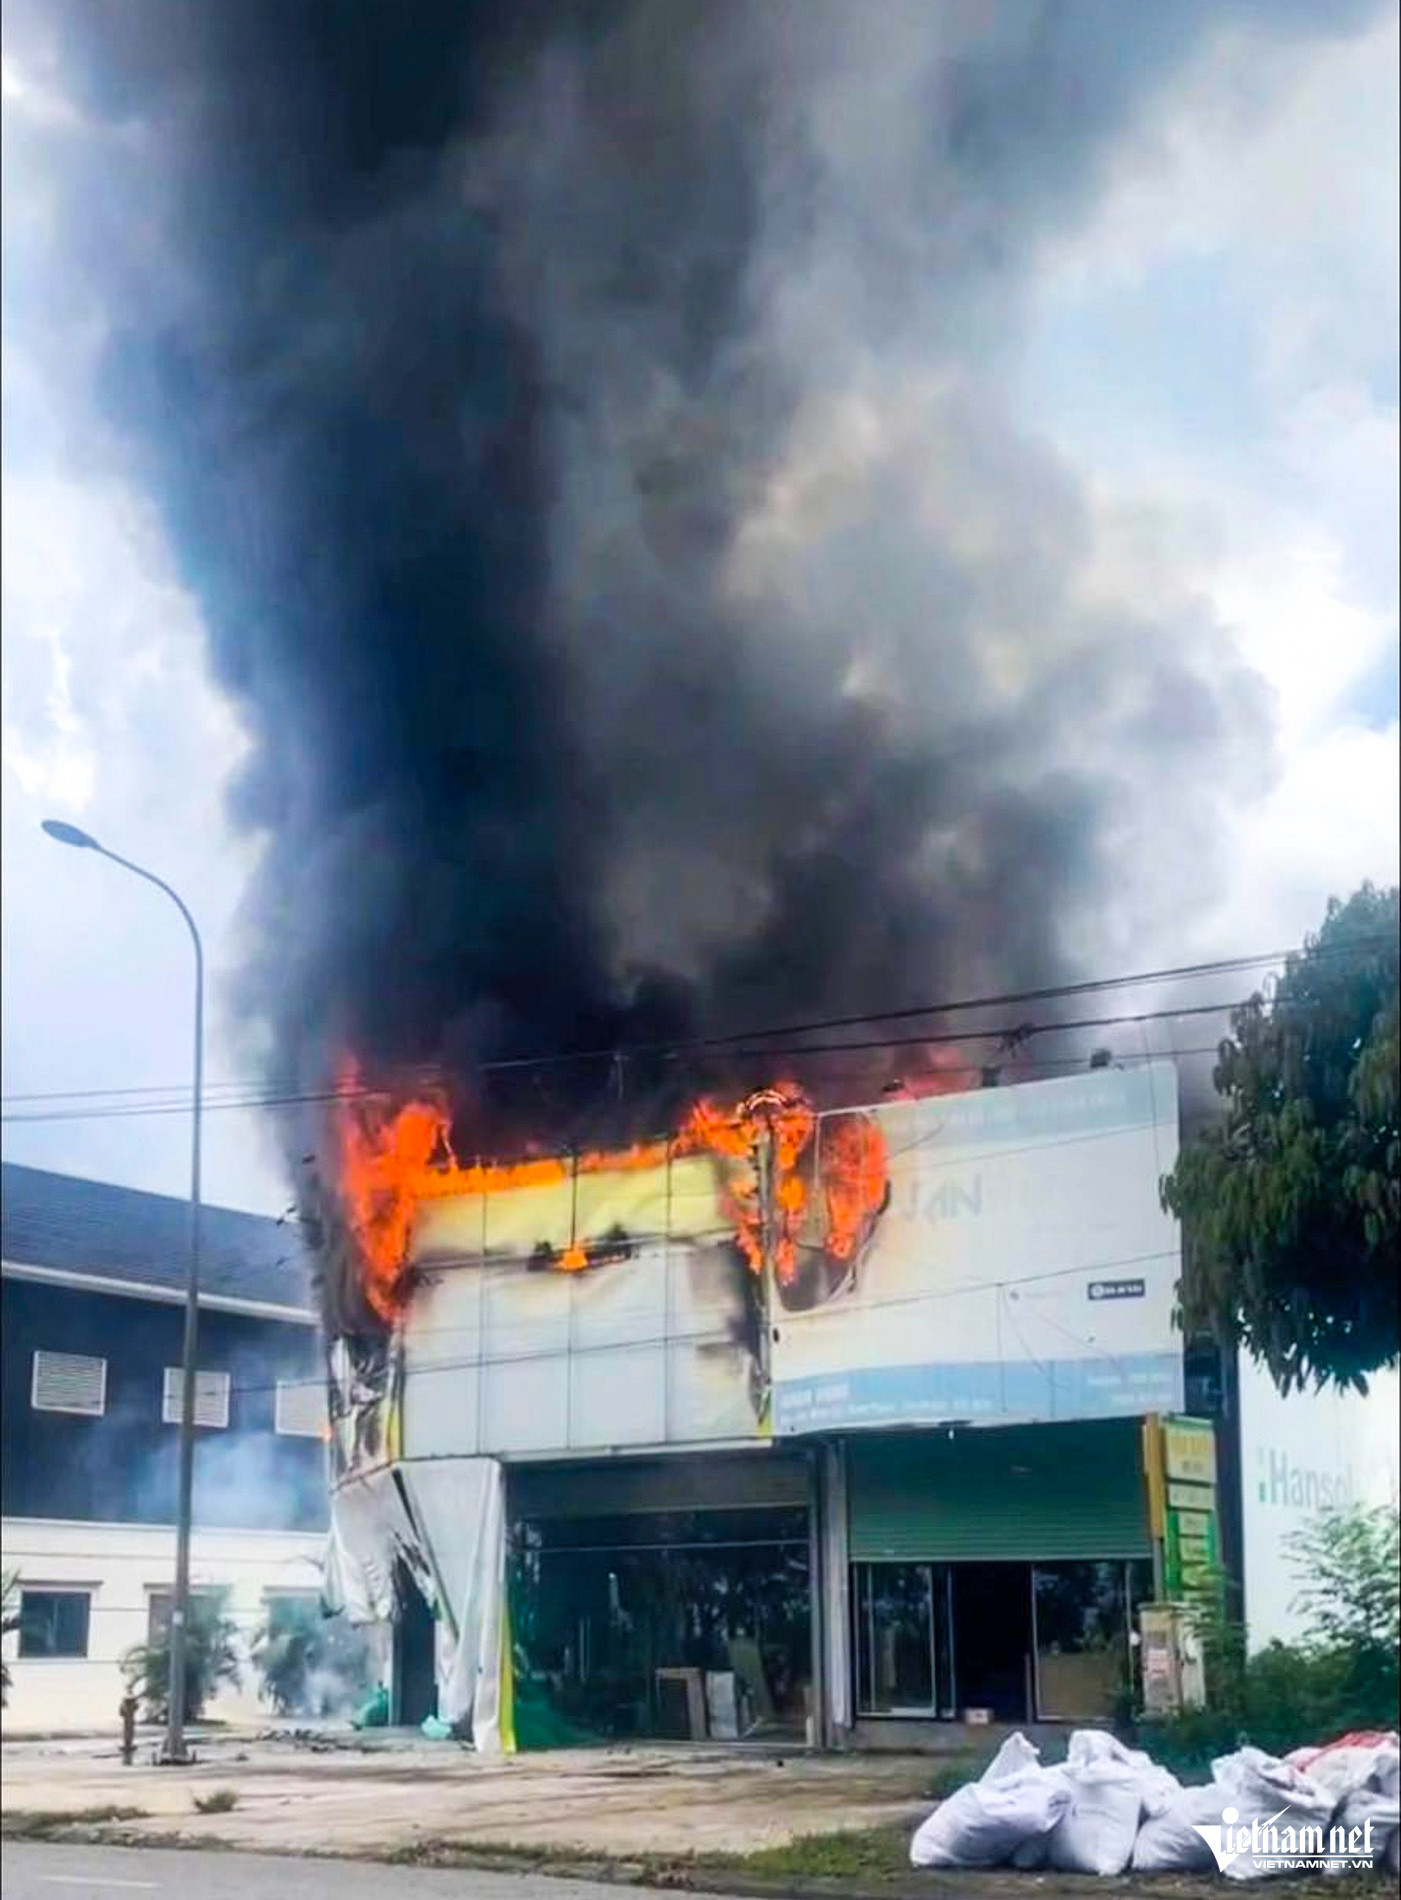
(1142, 1415, 1167, 1538)
(408, 1156, 722, 1262)
(1163, 1416, 1217, 1486)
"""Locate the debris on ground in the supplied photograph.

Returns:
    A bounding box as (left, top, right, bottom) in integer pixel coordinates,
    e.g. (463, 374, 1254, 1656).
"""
(909, 1728, 1399, 1879)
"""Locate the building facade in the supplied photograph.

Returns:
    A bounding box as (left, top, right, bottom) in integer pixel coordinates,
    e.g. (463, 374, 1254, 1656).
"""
(326, 1060, 1209, 1750)
(1, 1163, 328, 1732)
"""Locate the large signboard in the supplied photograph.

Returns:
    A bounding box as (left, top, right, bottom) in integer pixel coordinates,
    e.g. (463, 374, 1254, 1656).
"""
(394, 1062, 1183, 1457)
(770, 1063, 1184, 1435)
(1237, 1353, 1400, 1648)
(1145, 1414, 1221, 1599)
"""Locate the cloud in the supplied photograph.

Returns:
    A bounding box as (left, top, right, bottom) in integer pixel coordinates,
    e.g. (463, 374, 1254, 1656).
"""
(1019, 4, 1398, 967)
(0, 0, 1394, 1214)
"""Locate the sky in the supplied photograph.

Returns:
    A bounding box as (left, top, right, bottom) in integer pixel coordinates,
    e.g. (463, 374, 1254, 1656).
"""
(1, 6, 1398, 1218)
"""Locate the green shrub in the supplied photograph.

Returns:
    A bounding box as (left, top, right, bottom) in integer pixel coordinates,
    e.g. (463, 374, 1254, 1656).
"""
(1286, 1501, 1399, 1723)
(1142, 1501, 1400, 1777)
(122, 1590, 241, 1723)
(251, 1598, 375, 1717)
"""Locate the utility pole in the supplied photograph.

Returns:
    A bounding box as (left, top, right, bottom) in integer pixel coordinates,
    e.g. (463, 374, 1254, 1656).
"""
(755, 1105, 777, 1426)
(42, 821, 204, 1764)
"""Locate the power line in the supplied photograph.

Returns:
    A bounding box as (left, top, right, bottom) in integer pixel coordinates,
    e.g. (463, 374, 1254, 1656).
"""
(3, 929, 1390, 1113)
(0, 995, 1235, 1125)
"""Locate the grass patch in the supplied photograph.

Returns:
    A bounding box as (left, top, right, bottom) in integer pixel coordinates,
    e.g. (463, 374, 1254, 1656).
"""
(193, 1788, 239, 1815)
(924, 1751, 992, 1799)
(1, 1806, 148, 1841)
(384, 1823, 916, 1887)
(711, 1822, 911, 1881)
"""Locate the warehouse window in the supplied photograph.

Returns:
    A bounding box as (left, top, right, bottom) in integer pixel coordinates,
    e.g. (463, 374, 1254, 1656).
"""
(18, 1588, 92, 1659)
(146, 1586, 224, 1646)
(31, 1350, 107, 1417)
(161, 1367, 230, 1429)
(274, 1379, 327, 1439)
(263, 1590, 322, 1637)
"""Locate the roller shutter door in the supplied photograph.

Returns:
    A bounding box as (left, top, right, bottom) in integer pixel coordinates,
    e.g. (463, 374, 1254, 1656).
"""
(848, 1418, 1150, 1562)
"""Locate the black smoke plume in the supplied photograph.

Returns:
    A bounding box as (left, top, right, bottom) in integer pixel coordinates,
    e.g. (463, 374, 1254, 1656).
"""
(6, 0, 1382, 1183)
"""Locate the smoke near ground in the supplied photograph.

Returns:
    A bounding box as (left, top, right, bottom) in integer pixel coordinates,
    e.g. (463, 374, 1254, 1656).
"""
(4, 1, 1385, 1158)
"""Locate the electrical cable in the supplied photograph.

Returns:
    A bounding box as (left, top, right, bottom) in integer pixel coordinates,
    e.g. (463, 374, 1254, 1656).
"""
(3, 929, 1389, 1113)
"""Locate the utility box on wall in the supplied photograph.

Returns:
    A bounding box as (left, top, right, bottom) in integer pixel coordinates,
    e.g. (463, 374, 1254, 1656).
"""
(1138, 1602, 1205, 1715)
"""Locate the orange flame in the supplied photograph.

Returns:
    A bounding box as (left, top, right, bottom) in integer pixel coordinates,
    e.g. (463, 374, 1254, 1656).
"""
(335, 1067, 887, 1320)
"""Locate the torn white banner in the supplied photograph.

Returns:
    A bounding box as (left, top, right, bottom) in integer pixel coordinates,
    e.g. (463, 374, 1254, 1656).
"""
(399, 1459, 509, 1754)
(324, 1466, 429, 1624)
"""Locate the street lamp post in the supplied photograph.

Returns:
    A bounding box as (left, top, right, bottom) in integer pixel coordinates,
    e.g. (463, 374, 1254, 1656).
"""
(42, 819, 204, 1765)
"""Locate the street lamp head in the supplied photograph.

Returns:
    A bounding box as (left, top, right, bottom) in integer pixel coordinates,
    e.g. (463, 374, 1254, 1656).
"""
(41, 818, 101, 850)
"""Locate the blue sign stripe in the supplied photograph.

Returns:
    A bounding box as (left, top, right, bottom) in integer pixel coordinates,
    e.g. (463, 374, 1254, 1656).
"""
(773, 1350, 1184, 1434)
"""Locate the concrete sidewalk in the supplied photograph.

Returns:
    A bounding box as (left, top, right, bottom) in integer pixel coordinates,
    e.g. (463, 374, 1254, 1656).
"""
(0, 1730, 936, 1860)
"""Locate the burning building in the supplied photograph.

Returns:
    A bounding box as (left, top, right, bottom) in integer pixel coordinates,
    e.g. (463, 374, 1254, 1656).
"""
(12, 0, 1333, 1751)
(322, 1058, 1192, 1750)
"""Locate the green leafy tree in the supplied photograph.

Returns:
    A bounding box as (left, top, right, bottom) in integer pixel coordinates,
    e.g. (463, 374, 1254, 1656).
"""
(1162, 884, 1399, 1392)
(122, 1590, 241, 1723)
(1286, 1501, 1400, 1723)
(1146, 1512, 1400, 1774)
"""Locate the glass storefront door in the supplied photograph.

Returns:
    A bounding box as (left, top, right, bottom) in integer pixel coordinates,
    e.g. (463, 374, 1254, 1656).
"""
(1032, 1558, 1154, 1721)
(510, 1505, 812, 1745)
(853, 1562, 952, 1714)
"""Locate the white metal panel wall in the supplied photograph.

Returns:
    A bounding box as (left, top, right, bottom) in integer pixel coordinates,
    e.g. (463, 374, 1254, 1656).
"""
(1238, 1354, 1400, 1648)
(402, 1238, 759, 1457)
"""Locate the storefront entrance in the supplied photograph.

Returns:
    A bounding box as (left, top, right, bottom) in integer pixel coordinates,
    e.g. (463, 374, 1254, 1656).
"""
(852, 1557, 1150, 1722)
(508, 1452, 813, 1747)
(846, 1420, 1156, 1727)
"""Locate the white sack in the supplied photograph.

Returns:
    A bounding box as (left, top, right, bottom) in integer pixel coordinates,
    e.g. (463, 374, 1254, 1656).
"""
(909, 1734, 1070, 1869)
(1044, 1729, 1182, 1877)
(1210, 1747, 1337, 1881)
(1008, 1771, 1069, 1868)
(1293, 1737, 1400, 1804)
(1133, 1783, 1233, 1874)
(1066, 1727, 1182, 1817)
(984, 1732, 1044, 1780)
(1045, 1759, 1146, 1875)
(1329, 1751, 1400, 1871)
(1287, 1732, 1399, 1778)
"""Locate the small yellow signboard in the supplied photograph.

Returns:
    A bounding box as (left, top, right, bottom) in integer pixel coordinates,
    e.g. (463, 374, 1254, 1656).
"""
(1163, 1415, 1217, 1487)
(1144, 1413, 1221, 1599)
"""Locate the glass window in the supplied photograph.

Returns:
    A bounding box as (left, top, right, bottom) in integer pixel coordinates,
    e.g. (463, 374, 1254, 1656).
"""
(31, 1350, 106, 1416)
(1034, 1560, 1147, 1720)
(146, 1586, 222, 1645)
(274, 1379, 328, 1438)
(854, 1563, 945, 1714)
(161, 1368, 230, 1429)
(264, 1591, 322, 1637)
(510, 1506, 811, 1744)
(18, 1589, 91, 1658)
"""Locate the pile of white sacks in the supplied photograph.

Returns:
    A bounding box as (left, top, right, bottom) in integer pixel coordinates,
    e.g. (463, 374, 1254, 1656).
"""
(910, 1727, 1400, 1878)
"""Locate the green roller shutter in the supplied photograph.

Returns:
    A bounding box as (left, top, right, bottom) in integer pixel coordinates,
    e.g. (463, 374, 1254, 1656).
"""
(848, 1419, 1150, 1562)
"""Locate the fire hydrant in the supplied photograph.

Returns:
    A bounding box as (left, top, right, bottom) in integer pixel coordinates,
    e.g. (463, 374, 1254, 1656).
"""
(120, 1692, 138, 1766)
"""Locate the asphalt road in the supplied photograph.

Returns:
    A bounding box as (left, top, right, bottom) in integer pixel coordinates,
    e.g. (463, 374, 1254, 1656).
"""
(2, 1844, 738, 1900)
